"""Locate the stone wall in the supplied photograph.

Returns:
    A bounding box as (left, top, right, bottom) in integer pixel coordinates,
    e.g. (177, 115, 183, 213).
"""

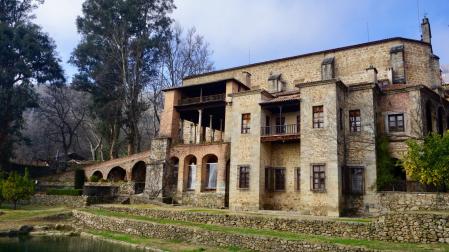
(183, 39, 437, 91)
(73, 210, 373, 252)
(374, 192, 449, 213)
(181, 191, 226, 208)
(27, 194, 88, 208)
(91, 205, 449, 244)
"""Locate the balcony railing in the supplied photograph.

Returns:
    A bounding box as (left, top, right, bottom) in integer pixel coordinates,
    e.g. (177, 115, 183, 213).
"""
(179, 93, 225, 105)
(261, 124, 300, 136)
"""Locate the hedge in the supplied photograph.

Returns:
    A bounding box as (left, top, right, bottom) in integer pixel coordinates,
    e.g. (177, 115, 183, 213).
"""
(47, 188, 83, 196)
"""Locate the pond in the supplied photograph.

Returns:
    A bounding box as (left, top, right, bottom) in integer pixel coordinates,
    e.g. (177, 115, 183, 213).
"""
(0, 236, 145, 252)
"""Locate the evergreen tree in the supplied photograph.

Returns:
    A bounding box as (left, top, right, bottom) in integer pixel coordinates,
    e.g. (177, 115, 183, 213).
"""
(0, 0, 65, 166)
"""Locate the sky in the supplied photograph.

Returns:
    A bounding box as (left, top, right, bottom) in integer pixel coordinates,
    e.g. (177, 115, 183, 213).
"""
(34, 0, 449, 82)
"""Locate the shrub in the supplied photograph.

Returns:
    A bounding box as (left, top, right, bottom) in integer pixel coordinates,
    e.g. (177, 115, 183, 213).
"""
(90, 175, 100, 182)
(74, 169, 86, 189)
(2, 169, 35, 209)
(402, 132, 449, 189)
(47, 188, 83, 196)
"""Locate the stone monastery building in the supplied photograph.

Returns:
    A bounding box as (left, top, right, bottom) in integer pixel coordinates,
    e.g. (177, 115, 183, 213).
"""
(145, 18, 449, 216)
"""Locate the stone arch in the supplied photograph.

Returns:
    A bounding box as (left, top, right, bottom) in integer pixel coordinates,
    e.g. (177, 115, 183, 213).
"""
(201, 154, 218, 191)
(437, 107, 444, 135)
(425, 100, 433, 134)
(92, 170, 103, 180)
(131, 161, 146, 194)
(184, 155, 197, 191)
(107, 166, 126, 182)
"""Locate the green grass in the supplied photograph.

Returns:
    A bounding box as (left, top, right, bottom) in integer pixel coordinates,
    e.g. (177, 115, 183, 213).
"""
(0, 206, 70, 222)
(84, 208, 449, 251)
(87, 229, 250, 252)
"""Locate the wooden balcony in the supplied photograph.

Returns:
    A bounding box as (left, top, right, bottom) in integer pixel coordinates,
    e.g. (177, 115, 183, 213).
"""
(261, 124, 300, 142)
(179, 93, 226, 106)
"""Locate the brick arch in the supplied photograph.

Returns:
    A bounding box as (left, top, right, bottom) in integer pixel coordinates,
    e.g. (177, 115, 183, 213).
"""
(131, 161, 146, 182)
(107, 166, 126, 182)
(201, 154, 218, 191)
(92, 170, 103, 179)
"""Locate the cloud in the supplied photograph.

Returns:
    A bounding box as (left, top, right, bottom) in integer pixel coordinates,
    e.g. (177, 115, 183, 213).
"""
(34, 0, 84, 80)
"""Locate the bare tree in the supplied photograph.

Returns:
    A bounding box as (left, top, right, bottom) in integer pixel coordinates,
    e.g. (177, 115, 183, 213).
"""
(38, 85, 88, 163)
(146, 24, 214, 137)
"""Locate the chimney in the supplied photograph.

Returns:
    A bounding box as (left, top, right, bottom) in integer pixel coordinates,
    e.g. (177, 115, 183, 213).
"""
(421, 17, 432, 44)
(242, 71, 251, 88)
(365, 65, 378, 84)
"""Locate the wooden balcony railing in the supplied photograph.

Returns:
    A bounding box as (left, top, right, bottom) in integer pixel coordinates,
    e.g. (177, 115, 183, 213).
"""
(179, 93, 225, 105)
(261, 124, 300, 136)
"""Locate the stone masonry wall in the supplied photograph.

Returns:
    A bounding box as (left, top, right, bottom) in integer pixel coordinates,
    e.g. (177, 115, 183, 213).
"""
(73, 210, 373, 252)
(374, 192, 449, 213)
(90, 205, 449, 244)
(184, 40, 436, 91)
(26, 194, 88, 208)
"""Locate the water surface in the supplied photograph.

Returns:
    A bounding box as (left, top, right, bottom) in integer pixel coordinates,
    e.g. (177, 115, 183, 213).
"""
(0, 236, 144, 252)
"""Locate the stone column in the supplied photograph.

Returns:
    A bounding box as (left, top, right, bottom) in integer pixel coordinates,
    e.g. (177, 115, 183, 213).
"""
(209, 115, 213, 142)
(197, 109, 203, 144)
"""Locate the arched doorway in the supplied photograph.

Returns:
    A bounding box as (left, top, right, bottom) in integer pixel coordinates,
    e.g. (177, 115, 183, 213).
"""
(131, 161, 146, 194)
(107, 166, 126, 182)
(437, 107, 444, 135)
(201, 154, 218, 191)
(426, 101, 433, 134)
(92, 170, 103, 180)
(184, 155, 197, 191)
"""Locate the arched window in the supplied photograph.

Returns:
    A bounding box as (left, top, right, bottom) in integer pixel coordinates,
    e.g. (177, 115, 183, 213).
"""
(92, 171, 103, 180)
(203, 155, 218, 190)
(185, 156, 197, 190)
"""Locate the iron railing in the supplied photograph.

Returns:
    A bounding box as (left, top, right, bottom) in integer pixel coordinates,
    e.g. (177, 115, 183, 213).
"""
(180, 93, 225, 105)
(261, 124, 300, 136)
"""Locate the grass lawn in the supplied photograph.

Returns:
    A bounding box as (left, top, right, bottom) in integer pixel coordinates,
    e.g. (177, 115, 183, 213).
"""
(87, 229, 251, 252)
(84, 208, 449, 252)
(0, 205, 71, 230)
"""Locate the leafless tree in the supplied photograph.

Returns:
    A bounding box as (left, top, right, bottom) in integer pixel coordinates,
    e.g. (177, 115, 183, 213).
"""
(38, 85, 88, 163)
(145, 24, 214, 137)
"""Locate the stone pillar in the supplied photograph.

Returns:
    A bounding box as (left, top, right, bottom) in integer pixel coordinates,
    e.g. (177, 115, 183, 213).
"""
(144, 138, 170, 200)
(216, 156, 227, 194)
(179, 119, 184, 143)
(209, 115, 213, 142)
(197, 109, 203, 144)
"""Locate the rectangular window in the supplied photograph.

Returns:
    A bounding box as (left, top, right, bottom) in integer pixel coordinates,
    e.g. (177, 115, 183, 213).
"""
(388, 113, 404, 132)
(349, 109, 361, 132)
(238, 166, 250, 189)
(313, 106, 324, 128)
(241, 113, 251, 134)
(265, 167, 286, 192)
(339, 108, 343, 130)
(350, 167, 365, 195)
(295, 167, 301, 191)
(311, 165, 326, 192)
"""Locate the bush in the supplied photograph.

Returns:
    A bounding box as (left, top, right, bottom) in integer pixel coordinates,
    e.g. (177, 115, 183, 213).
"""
(2, 169, 35, 209)
(47, 188, 83, 196)
(74, 169, 86, 189)
(90, 175, 100, 182)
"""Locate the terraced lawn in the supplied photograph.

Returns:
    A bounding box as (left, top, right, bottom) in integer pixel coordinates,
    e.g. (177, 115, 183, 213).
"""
(84, 208, 449, 251)
(0, 206, 71, 230)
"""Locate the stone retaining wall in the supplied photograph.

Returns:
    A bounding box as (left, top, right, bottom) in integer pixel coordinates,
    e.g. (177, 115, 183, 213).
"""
(374, 192, 449, 213)
(27, 194, 88, 208)
(181, 191, 226, 209)
(73, 210, 373, 252)
(97, 205, 369, 239)
(96, 205, 449, 244)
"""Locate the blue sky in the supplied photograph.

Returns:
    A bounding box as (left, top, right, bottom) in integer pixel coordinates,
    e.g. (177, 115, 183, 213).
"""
(35, 0, 449, 81)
